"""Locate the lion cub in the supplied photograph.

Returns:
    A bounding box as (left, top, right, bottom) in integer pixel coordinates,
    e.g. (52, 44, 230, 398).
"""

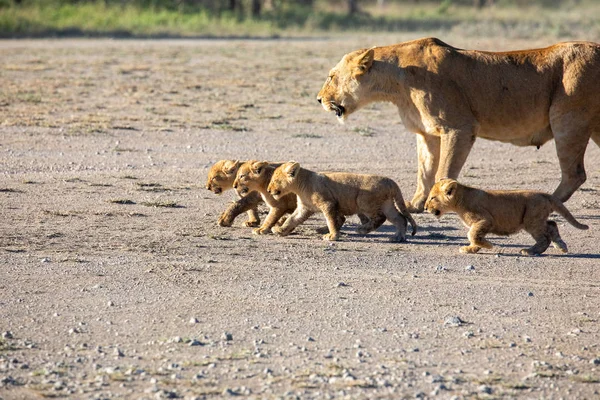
(233, 161, 297, 235)
(266, 162, 417, 242)
(425, 179, 589, 255)
(205, 160, 262, 227)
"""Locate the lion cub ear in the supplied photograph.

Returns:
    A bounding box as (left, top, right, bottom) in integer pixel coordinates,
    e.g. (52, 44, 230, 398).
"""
(251, 161, 268, 175)
(222, 160, 240, 175)
(444, 180, 458, 197)
(284, 162, 300, 178)
(355, 48, 375, 76)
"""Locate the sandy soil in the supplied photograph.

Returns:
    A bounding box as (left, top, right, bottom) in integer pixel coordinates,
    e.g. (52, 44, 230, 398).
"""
(1, 35, 599, 399)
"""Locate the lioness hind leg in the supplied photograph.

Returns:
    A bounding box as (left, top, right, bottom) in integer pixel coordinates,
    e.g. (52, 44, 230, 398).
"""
(547, 220, 568, 253)
(381, 202, 408, 242)
(356, 213, 385, 235)
(551, 123, 591, 202)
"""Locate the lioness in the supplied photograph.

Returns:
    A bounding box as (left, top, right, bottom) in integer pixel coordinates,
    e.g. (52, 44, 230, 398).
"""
(317, 37, 600, 212)
(205, 160, 262, 227)
(267, 162, 417, 242)
(233, 161, 297, 235)
(425, 179, 589, 255)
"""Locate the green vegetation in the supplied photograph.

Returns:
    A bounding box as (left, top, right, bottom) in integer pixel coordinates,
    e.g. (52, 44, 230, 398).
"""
(0, 1, 598, 38)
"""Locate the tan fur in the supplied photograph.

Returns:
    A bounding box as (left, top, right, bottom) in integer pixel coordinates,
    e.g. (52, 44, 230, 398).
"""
(425, 179, 589, 255)
(267, 162, 417, 242)
(317, 37, 600, 212)
(205, 159, 261, 227)
(233, 161, 297, 235)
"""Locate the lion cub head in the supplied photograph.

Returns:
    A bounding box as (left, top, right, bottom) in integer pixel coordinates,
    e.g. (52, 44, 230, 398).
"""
(233, 161, 269, 196)
(425, 178, 459, 217)
(317, 48, 376, 123)
(205, 160, 241, 194)
(267, 162, 300, 200)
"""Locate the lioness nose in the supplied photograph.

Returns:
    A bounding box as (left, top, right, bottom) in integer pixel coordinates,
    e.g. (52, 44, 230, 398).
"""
(317, 96, 322, 104)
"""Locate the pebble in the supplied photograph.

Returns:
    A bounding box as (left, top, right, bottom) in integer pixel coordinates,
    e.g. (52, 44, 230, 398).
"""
(463, 331, 474, 338)
(465, 265, 475, 271)
(2, 331, 13, 339)
(189, 339, 202, 347)
(478, 385, 493, 394)
(435, 265, 447, 272)
(444, 316, 465, 327)
(527, 292, 534, 297)
(113, 348, 124, 357)
(189, 317, 199, 324)
(337, 282, 349, 287)
(107, 301, 114, 307)
(589, 358, 600, 365)
(222, 332, 233, 341)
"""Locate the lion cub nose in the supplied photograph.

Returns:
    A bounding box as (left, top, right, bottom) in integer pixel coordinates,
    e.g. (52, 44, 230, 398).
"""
(317, 96, 322, 104)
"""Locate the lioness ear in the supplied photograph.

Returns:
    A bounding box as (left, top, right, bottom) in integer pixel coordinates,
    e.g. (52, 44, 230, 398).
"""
(355, 48, 375, 75)
(285, 162, 300, 178)
(445, 181, 458, 197)
(251, 161, 268, 175)
(222, 160, 239, 174)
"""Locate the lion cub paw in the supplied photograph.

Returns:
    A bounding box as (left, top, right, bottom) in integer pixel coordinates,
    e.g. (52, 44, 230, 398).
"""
(272, 226, 288, 237)
(244, 220, 260, 228)
(322, 232, 339, 241)
(459, 245, 481, 254)
(217, 215, 233, 227)
(252, 227, 271, 235)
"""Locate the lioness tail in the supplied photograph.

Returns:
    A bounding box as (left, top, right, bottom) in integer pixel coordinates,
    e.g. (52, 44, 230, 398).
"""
(393, 185, 417, 236)
(550, 196, 589, 230)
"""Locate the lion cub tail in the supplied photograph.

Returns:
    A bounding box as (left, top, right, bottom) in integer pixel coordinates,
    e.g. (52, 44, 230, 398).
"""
(550, 196, 589, 230)
(393, 185, 418, 236)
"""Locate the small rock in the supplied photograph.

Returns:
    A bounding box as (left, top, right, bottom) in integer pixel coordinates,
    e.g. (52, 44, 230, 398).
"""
(465, 265, 475, 271)
(41, 258, 51, 263)
(527, 292, 534, 297)
(435, 265, 447, 272)
(189, 339, 202, 347)
(113, 348, 124, 357)
(107, 301, 114, 307)
(2, 331, 13, 339)
(589, 358, 600, 365)
(189, 317, 199, 324)
(222, 332, 233, 341)
(463, 331, 474, 338)
(307, 336, 315, 342)
(478, 385, 493, 394)
(337, 282, 349, 287)
(444, 316, 465, 327)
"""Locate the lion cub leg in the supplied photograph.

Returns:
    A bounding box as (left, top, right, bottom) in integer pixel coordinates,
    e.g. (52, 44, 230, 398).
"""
(253, 206, 287, 235)
(321, 204, 342, 241)
(521, 221, 553, 256)
(356, 213, 386, 235)
(381, 201, 408, 242)
(218, 192, 261, 227)
(315, 214, 346, 234)
(273, 206, 313, 237)
(547, 221, 568, 253)
(460, 221, 494, 254)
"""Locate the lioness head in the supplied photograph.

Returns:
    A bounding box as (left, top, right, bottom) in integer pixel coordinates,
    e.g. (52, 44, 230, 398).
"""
(205, 159, 241, 194)
(267, 161, 300, 200)
(233, 160, 268, 197)
(317, 47, 376, 123)
(425, 178, 459, 217)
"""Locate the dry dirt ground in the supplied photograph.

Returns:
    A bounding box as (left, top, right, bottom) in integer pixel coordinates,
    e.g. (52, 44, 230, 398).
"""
(1, 35, 600, 399)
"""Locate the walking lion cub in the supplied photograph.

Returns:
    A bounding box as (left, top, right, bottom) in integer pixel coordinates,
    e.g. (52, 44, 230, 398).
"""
(425, 179, 589, 255)
(205, 160, 262, 227)
(233, 161, 296, 235)
(266, 162, 417, 242)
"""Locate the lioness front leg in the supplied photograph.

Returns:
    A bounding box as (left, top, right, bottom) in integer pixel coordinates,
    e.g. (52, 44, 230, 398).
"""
(460, 220, 493, 254)
(410, 133, 441, 213)
(273, 207, 313, 237)
(436, 127, 477, 184)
